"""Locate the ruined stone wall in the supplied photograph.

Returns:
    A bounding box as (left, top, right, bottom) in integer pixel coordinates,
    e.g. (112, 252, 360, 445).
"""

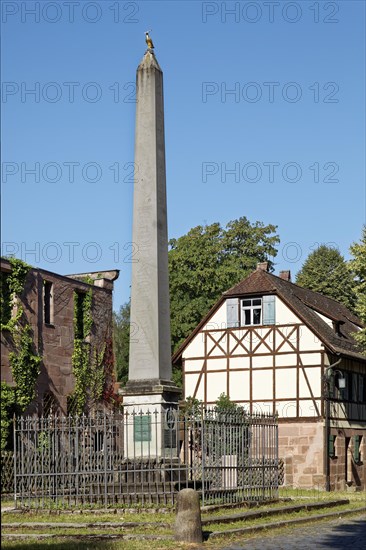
(1, 266, 114, 415)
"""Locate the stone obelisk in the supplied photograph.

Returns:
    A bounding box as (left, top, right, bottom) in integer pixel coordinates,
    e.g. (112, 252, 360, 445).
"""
(121, 42, 180, 457)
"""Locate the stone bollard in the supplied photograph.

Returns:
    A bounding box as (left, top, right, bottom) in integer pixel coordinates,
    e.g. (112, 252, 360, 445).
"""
(174, 488, 203, 543)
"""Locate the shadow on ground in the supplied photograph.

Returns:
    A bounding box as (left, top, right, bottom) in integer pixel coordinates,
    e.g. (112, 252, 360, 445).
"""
(319, 516, 366, 549)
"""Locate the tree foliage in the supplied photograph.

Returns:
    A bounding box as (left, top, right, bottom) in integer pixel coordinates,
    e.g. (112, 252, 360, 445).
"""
(113, 302, 131, 386)
(1, 383, 16, 451)
(295, 245, 356, 311)
(214, 392, 245, 415)
(113, 217, 279, 384)
(349, 227, 366, 352)
(169, 217, 279, 352)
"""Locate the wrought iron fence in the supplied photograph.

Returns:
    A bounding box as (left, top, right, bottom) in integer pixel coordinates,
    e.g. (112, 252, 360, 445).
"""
(13, 408, 278, 508)
(1, 451, 14, 494)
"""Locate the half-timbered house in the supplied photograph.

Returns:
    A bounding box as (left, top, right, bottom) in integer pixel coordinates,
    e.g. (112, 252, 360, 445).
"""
(173, 263, 366, 491)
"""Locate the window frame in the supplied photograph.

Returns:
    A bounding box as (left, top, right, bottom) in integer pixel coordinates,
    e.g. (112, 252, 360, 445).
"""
(240, 297, 263, 326)
(43, 280, 54, 325)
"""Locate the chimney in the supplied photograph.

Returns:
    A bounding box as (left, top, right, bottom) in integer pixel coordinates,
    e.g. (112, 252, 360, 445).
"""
(279, 270, 291, 282)
(256, 262, 269, 272)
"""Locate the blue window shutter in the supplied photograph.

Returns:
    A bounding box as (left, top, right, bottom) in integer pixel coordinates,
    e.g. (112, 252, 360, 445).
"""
(263, 295, 276, 325)
(226, 298, 239, 328)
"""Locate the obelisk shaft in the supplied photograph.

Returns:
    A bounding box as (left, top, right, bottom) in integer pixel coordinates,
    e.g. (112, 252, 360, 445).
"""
(128, 51, 172, 382)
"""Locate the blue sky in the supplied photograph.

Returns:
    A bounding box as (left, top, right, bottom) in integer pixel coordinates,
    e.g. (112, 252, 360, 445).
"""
(2, 0, 365, 311)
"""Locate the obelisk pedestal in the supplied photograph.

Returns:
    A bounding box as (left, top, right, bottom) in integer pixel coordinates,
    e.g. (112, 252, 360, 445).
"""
(121, 49, 180, 458)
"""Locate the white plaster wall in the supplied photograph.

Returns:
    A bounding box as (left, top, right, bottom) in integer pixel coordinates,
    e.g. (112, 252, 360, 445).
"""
(276, 368, 297, 399)
(252, 370, 273, 400)
(202, 302, 227, 330)
(206, 357, 227, 371)
(206, 372, 227, 402)
(299, 399, 320, 417)
(277, 401, 297, 418)
(228, 331, 251, 355)
(252, 402, 273, 415)
(275, 325, 298, 348)
(182, 332, 204, 359)
(229, 356, 250, 369)
(275, 296, 302, 324)
(299, 326, 323, 351)
(299, 367, 321, 398)
(206, 333, 227, 356)
(300, 352, 322, 366)
(185, 373, 203, 400)
(184, 359, 204, 373)
(251, 327, 273, 348)
(229, 370, 250, 401)
(275, 354, 297, 367)
(252, 355, 273, 368)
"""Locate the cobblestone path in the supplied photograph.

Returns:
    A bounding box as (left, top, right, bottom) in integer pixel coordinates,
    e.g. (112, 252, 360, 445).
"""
(219, 514, 366, 550)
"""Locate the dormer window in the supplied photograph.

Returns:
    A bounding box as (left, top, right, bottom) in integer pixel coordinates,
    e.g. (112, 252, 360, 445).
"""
(241, 298, 262, 325)
(226, 295, 276, 328)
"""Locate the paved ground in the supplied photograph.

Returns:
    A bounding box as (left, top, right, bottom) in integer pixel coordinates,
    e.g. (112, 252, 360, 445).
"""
(219, 514, 366, 550)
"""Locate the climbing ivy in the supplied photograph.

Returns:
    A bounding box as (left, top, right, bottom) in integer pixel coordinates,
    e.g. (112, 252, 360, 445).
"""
(0, 272, 12, 326)
(0, 258, 41, 449)
(71, 285, 94, 414)
(101, 338, 116, 402)
(1, 382, 16, 451)
(9, 325, 41, 409)
(1, 257, 29, 331)
(71, 339, 90, 414)
(71, 279, 118, 414)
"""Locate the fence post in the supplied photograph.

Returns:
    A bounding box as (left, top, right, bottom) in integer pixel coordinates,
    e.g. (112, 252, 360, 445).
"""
(13, 414, 16, 507)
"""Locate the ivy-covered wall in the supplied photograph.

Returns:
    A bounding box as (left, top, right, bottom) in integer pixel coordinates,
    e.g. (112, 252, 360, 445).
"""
(1, 258, 119, 425)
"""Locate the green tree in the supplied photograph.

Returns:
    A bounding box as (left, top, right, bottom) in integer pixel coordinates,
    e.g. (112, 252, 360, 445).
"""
(113, 302, 130, 386)
(214, 392, 244, 415)
(349, 227, 366, 352)
(169, 217, 279, 351)
(296, 245, 356, 310)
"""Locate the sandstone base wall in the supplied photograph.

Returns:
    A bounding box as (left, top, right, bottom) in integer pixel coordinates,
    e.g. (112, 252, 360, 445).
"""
(279, 421, 325, 489)
(279, 421, 366, 491)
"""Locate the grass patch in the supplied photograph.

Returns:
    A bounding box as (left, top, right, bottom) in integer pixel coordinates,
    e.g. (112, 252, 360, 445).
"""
(1, 511, 174, 524)
(2, 492, 365, 550)
(1, 540, 181, 550)
(2, 526, 171, 536)
(205, 501, 365, 532)
(279, 487, 366, 502)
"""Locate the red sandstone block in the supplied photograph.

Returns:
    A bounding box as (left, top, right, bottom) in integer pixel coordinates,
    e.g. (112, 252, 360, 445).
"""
(289, 436, 309, 446)
(279, 426, 300, 436)
(292, 455, 306, 465)
(302, 467, 317, 474)
(300, 425, 320, 436)
(297, 475, 313, 486)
